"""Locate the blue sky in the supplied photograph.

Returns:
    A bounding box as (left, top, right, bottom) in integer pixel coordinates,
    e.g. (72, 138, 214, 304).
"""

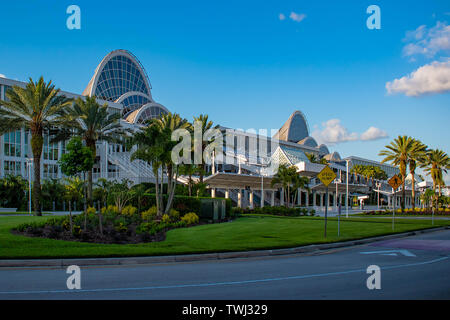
(0, 0, 449, 180)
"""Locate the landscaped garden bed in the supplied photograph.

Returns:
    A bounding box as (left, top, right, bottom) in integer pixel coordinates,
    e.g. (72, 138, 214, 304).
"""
(12, 205, 215, 244)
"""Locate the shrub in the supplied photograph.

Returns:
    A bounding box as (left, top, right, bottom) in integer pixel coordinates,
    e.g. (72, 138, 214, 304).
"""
(141, 206, 158, 221)
(181, 212, 199, 225)
(162, 214, 171, 223)
(169, 209, 180, 221)
(101, 205, 119, 215)
(121, 205, 137, 216)
(86, 206, 96, 216)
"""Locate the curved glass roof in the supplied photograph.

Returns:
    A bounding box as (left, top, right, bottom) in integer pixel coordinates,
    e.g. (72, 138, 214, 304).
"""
(94, 55, 150, 101)
(117, 92, 151, 117)
(125, 103, 169, 124)
(287, 112, 309, 143)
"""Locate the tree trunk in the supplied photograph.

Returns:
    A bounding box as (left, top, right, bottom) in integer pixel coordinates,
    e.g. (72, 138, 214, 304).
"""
(86, 139, 96, 207)
(154, 167, 161, 217)
(411, 170, 416, 210)
(69, 200, 73, 234)
(31, 132, 43, 216)
(83, 172, 87, 231)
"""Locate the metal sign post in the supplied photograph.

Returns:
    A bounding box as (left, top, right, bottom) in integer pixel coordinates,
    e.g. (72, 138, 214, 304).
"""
(338, 201, 341, 237)
(392, 187, 395, 231)
(317, 166, 337, 239)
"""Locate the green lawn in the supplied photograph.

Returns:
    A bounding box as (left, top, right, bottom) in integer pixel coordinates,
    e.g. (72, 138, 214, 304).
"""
(0, 215, 449, 259)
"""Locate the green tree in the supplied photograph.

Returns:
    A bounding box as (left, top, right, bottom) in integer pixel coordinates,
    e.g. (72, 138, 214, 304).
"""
(64, 176, 84, 233)
(407, 139, 428, 209)
(58, 137, 94, 230)
(60, 96, 125, 205)
(379, 136, 423, 213)
(41, 179, 65, 211)
(193, 114, 219, 183)
(0, 77, 74, 215)
(131, 113, 190, 216)
(0, 175, 27, 210)
(420, 149, 450, 210)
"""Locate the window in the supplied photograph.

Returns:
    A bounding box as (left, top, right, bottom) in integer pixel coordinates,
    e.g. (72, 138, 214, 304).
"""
(43, 164, 58, 179)
(3, 130, 21, 157)
(43, 133, 59, 161)
(4, 160, 21, 176)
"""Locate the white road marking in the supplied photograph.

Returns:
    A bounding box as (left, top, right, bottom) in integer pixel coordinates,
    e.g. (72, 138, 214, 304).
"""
(360, 249, 416, 257)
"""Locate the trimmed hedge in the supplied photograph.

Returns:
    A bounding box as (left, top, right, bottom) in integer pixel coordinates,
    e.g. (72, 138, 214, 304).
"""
(232, 206, 316, 217)
(136, 194, 232, 218)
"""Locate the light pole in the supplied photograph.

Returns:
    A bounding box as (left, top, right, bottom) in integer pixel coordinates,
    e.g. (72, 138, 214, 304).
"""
(345, 159, 350, 218)
(26, 158, 33, 215)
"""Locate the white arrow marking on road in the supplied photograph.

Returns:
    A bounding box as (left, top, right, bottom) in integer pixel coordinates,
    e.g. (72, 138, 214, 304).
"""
(360, 250, 416, 257)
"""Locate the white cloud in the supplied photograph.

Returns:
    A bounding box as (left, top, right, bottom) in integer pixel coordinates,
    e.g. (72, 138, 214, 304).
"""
(386, 59, 450, 96)
(279, 13, 286, 21)
(311, 119, 359, 145)
(312, 119, 388, 145)
(360, 127, 388, 141)
(289, 12, 306, 23)
(0, 74, 5, 78)
(402, 21, 450, 58)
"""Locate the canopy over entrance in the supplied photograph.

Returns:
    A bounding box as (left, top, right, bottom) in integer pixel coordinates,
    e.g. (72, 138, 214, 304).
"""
(204, 172, 279, 190)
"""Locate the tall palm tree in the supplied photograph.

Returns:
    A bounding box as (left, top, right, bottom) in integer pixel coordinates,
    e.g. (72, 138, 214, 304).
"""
(271, 164, 297, 207)
(407, 139, 428, 209)
(193, 114, 218, 183)
(420, 149, 450, 210)
(379, 136, 421, 213)
(62, 96, 125, 205)
(151, 113, 191, 213)
(0, 77, 73, 215)
(131, 113, 190, 216)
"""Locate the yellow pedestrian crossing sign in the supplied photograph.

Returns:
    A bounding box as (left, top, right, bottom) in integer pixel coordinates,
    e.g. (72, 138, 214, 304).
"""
(388, 174, 402, 190)
(317, 165, 337, 187)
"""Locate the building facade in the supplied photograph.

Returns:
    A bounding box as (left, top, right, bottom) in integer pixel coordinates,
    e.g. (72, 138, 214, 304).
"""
(1, 49, 409, 208)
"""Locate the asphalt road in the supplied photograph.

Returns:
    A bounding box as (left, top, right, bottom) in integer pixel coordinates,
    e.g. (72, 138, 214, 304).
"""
(0, 230, 449, 300)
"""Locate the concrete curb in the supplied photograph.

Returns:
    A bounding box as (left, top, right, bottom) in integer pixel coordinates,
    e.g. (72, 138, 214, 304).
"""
(1, 226, 448, 268)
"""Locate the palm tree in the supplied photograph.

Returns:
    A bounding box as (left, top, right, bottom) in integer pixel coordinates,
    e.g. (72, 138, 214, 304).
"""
(151, 113, 191, 213)
(131, 113, 190, 216)
(420, 149, 450, 210)
(193, 114, 219, 183)
(407, 139, 428, 210)
(62, 96, 125, 205)
(0, 77, 73, 215)
(271, 164, 298, 207)
(379, 136, 421, 213)
(292, 174, 310, 206)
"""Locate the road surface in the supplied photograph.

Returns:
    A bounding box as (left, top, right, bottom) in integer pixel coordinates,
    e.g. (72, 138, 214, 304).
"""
(0, 229, 449, 300)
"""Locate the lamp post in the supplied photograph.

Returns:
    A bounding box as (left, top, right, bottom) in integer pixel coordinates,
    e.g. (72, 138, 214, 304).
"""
(26, 158, 33, 215)
(345, 159, 350, 218)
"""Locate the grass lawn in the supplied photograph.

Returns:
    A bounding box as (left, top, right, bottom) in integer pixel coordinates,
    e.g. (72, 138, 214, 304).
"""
(1, 215, 449, 259)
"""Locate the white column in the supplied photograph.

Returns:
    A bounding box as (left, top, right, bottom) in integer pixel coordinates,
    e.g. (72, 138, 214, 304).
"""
(313, 192, 317, 207)
(249, 191, 254, 209)
(298, 188, 301, 206)
(306, 191, 309, 207)
(271, 191, 275, 206)
(334, 192, 337, 209)
(211, 188, 216, 198)
(238, 190, 242, 208)
(225, 189, 229, 199)
(280, 188, 284, 206)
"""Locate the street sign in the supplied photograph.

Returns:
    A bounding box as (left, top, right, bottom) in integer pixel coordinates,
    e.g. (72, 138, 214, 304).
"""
(317, 166, 337, 238)
(388, 174, 402, 190)
(317, 166, 337, 187)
